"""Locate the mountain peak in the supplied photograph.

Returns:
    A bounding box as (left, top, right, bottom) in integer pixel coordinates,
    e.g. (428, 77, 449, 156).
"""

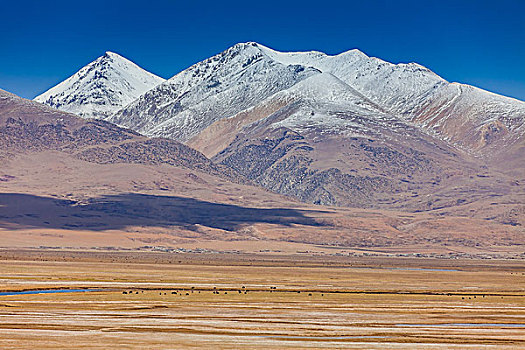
(104, 50, 120, 57)
(101, 51, 132, 63)
(223, 41, 265, 57)
(34, 52, 165, 120)
(233, 41, 261, 48)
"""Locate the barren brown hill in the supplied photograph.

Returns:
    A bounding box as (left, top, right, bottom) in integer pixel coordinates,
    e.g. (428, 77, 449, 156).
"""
(1, 151, 523, 257)
(0, 89, 242, 179)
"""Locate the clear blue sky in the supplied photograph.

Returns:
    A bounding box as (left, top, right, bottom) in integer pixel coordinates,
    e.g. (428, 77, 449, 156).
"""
(1, 0, 524, 101)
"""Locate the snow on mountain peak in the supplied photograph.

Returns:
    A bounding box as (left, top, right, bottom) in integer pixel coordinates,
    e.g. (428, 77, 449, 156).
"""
(34, 51, 165, 120)
(109, 42, 321, 141)
(42, 42, 523, 158)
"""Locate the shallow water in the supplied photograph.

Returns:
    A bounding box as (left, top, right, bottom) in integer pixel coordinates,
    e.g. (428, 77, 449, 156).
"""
(261, 335, 390, 340)
(388, 267, 459, 272)
(396, 323, 525, 328)
(0, 289, 99, 296)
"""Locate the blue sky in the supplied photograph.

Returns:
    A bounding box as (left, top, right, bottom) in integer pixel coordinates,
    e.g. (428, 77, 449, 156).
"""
(1, 0, 524, 100)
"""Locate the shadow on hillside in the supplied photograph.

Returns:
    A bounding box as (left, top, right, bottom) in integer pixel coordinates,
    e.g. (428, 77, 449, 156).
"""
(0, 193, 328, 232)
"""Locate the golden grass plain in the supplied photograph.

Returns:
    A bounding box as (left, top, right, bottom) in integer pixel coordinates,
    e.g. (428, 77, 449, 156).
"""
(0, 251, 523, 349)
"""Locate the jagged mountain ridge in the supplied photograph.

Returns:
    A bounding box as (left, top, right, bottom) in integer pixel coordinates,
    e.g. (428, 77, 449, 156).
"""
(110, 42, 525, 161)
(34, 52, 165, 119)
(257, 44, 525, 157)
(109, 43, 319, 141)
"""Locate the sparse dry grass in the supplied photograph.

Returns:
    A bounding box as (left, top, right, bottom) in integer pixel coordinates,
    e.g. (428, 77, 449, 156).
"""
(0, 252, 523, 349)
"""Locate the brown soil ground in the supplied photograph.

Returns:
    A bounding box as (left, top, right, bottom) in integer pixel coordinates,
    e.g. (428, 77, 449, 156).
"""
(1, 151, 524, 259)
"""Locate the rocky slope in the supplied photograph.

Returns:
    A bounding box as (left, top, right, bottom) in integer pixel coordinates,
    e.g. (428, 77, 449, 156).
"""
(34, 52, 165, 119)
(203, 78, 503, 211)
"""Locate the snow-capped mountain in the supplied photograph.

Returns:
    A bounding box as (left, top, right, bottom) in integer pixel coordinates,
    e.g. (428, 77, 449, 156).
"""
(111, 42, 525, 158)
(256, 44, 525, 155)
(5, 41, 524, 225)
(109, 43, 319, 141)
(34, 52, 165, 119)
(108, 42, 524, 210)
